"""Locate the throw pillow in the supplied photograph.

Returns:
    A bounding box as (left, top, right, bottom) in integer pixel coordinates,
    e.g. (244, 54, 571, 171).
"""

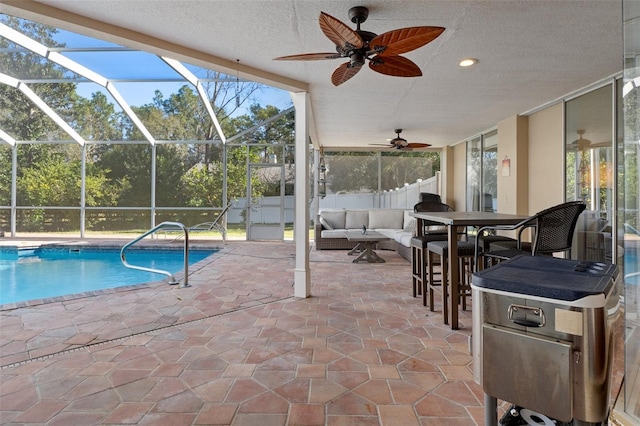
(319, 216, 333, 230)
(320, 210, 346, 229)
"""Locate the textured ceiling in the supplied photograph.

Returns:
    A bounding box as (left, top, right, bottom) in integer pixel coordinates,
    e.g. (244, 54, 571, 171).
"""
(0, 0, 623, 149)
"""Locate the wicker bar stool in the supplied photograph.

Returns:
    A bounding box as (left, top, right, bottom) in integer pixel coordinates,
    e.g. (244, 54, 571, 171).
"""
(426, 240, 475, 324)
(411, 233, 447, 304)
(410, 200, 451, 304)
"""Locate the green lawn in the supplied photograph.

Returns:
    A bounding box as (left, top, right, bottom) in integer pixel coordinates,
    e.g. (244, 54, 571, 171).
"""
(28, 224, 314, 240)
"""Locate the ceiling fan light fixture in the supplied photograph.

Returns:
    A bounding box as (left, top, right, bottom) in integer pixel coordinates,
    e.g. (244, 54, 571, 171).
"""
(459, 58, 478, 67)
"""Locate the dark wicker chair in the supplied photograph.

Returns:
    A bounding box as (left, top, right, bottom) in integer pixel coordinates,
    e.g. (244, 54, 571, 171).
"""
(418, 192, 442, 204)
(475, 201, 587, 268)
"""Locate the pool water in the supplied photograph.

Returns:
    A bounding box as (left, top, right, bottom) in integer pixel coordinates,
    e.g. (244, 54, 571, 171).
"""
(625, 249, 640, 285)
(0, 247, 216, 305)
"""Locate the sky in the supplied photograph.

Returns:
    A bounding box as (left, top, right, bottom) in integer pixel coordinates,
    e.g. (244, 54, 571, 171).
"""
(51, 27, 293, 117)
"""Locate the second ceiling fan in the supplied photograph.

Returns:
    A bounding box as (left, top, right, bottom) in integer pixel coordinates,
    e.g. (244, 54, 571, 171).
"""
(370, 129, 431, 150)
(274, 6, 445, 86)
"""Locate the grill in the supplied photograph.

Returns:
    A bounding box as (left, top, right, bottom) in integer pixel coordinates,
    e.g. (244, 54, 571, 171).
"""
(471, 255, 621, 425)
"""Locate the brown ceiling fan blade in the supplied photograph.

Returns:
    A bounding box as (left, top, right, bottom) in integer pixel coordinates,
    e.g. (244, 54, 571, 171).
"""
(406, 143, 431, 149)
(331, 62, 361, 86)
(274, 52, 341, 61)
(590, 140, 611, 148)
(319, 11, 363, 50)
(568, 138, 611, 150)
(369, 55, 422, 77)
(370, 26, 445, 56)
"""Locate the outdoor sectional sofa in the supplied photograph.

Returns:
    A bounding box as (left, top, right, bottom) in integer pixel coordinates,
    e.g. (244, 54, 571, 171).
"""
(314, 208, 415, 261)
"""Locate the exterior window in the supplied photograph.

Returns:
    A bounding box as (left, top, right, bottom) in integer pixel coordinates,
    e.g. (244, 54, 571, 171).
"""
(466, 130, 498, 212)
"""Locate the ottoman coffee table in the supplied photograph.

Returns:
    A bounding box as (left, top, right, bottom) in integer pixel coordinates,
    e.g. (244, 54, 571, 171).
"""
(345, 230, 390, 263)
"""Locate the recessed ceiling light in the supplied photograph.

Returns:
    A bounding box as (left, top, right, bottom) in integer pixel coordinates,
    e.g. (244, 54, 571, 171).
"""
(459, 58, 478, 67)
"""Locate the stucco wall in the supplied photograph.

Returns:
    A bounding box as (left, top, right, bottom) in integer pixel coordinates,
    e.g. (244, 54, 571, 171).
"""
(528, 102, 565, 214)
(497, 115, 529, 215)
(448, 102, 564, 216)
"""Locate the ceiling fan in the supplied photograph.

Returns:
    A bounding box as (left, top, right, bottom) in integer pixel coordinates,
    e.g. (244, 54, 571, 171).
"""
(370, 129, 431, 150)
(567, 130, 610, 151)
(273, 6, 445, 86)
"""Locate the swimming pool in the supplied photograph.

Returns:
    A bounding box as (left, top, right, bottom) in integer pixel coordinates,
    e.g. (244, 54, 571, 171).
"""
(0, 246, 217, 305)
(625, 249, 640, 285)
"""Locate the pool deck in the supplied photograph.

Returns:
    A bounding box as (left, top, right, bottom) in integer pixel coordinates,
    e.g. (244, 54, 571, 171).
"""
(0, 239, 625, 425)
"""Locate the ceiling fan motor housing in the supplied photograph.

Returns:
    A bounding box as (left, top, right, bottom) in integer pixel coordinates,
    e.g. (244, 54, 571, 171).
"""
(391, 129, 408, 147)
(348, 6, 369, 24)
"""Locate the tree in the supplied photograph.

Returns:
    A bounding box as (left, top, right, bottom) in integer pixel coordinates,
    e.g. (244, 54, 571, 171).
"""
(380, 152, 439, 190)
(0, 16, 127, 230)
(0, 16, 79, 143)
(324, 151, 440, 194)
(325, 152, 378, 193)
(72, 92, 122, 141)
(0, 15, 294, 233)
(0, 145, 11, 207)
(16, 150, 119, 230)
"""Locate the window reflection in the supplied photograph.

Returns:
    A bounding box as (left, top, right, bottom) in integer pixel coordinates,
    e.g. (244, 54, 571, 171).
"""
(622, 0, 640, 419)
(565, 84, 613, 263)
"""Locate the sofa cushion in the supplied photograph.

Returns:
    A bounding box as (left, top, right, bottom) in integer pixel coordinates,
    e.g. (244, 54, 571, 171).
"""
(321, 229, 348, 238)
(345, 210, 369, 229)
(397, 232, 414, 247)
(377, 229, 413, 247)
(377, 229, 398, 239)
(403, 210, 416, 234)
(369, 209, 404, 229)
(320, 210, 346, 229)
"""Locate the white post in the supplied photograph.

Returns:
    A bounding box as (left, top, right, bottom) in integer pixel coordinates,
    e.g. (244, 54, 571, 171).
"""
(292, 92, 310, 298)
(80, 144, 86, 238)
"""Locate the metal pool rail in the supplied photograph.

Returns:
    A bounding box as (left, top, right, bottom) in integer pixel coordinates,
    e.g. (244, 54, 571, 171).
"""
(121, 222, 190, 288)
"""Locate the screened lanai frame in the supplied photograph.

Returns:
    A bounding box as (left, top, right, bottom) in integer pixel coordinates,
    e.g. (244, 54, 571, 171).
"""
(0, 14, 440, 240)
(0, 15, 297, 238)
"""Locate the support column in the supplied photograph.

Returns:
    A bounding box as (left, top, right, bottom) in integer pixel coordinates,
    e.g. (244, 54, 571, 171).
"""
(441, 146, 454, 207)
(497, 115, 529, 215)
(292, 92, 310, 298)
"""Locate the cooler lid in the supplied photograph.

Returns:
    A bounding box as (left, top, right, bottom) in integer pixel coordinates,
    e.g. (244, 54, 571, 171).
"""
(472, 256, 617, 303)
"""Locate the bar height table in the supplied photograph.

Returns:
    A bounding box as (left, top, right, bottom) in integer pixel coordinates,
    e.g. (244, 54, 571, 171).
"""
(411, 211, 529, 329)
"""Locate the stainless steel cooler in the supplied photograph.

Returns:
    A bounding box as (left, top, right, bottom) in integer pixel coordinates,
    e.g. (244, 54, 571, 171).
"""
(471, 256, 621, 425)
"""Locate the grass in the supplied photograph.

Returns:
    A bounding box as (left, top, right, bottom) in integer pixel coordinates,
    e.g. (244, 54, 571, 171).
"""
(15, 224, 314, 240)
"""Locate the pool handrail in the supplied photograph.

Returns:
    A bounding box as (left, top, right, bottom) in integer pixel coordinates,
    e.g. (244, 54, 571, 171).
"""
(121, 221, 190, 288)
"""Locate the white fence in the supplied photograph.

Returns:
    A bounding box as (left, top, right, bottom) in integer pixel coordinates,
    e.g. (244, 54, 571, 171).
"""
(318, 173, 441, 211)
(225, 173, 441, 224)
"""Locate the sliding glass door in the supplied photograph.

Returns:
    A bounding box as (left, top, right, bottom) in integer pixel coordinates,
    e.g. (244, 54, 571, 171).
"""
(466, 130, 498, 212)
(565, 84, 614, 263)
